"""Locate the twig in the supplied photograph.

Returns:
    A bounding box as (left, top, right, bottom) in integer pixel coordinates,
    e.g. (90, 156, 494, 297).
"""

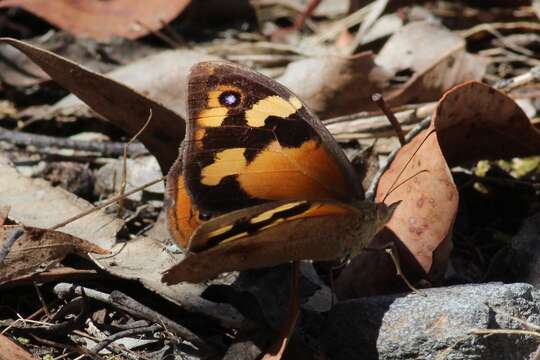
(371, 93, 406, 145)
(0, 227, 24, 264)
(49, 176, 165, 230)
(90, 324, 162, 354)
(470, 328, 540, 338)
(118, 109, 152, 216)
(365, 117, 431, 201)
(135, 20, 182, 48)
(347, 0, 389, 53)
(109, 290, 209, 352)
(494, 66, 540, 92)
(31, 334, 103, 360)
(53, 284, 211, 354)
(0, 126, 147, 157)
(324, 102, 436, 134)
(32, 281, 51, 319)
(53, 282, 244, 330)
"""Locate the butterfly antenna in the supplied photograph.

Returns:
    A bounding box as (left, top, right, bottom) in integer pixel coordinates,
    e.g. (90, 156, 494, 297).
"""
(382, 169, 430, 203)
(381, 128, 436, 203)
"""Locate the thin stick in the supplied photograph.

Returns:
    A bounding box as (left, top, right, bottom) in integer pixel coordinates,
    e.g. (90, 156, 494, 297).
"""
(494, 65, 540, 91)
(372, 93, 406, 146)
(49, 176, 165, 230)
(135, 20, 181, 48)
(0, 227, 24, 264)
(117, 109, 152, 216)
(0, 126, 146, 157)
(32, 281, 51, 319)
(470, 328, 540, 338)
(365, 117, 431, 201)
(90, 324, 162, 353)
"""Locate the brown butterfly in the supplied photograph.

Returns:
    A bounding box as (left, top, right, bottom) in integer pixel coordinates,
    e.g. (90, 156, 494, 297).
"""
(162, 61, 398, 284)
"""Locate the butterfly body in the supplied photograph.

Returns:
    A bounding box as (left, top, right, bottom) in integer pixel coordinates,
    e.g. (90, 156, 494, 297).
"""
(162, 61, 398, 285)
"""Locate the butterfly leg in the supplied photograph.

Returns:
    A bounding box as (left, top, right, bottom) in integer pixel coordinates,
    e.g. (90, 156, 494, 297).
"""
(364, 243, 423, 295)
(328, 259, 348, 307)
(261, 261, 301, 359)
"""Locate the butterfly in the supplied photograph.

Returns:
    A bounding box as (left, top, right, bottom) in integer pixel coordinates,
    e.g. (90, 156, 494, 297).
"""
(161, 61, 399, 285)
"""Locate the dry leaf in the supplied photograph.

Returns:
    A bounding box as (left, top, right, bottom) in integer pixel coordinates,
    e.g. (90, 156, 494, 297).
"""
(0, 225, 109, 284)
(51, 49, 217, 121)
(0, 0, 191, 42)
(0, 206, 9, 226)
(0, 334, 38, 360)
(0, 156, 122, 249)
(0, 156, 241, 325)
(0, 38, 185, 173)
(278, 52, 390, 118)
(336, 81, 535, 299)
(376, 21, 487, 106)
(0, 43, 48, 87)
(434, 81, 540, 164)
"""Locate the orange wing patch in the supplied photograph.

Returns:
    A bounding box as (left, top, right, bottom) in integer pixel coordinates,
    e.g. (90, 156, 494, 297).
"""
(167, 174, 202, 248)
(238, 140, 348, 200)
(245, 95, 302, 127)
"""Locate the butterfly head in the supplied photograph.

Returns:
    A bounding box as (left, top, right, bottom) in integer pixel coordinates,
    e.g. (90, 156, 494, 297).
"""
(375, 201, 400, 231)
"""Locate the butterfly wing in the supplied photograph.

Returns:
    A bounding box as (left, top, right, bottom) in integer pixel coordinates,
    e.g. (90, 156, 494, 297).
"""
(162, 200, 367, 284)
(170, 60, 361, 213)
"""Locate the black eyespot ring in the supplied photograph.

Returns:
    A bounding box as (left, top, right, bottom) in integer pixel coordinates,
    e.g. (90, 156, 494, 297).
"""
(219, 91, 241, 107)
(198, 211, 212, 221)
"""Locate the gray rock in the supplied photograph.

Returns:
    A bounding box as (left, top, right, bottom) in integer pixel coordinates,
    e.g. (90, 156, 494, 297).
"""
(321, 283, 540, 360)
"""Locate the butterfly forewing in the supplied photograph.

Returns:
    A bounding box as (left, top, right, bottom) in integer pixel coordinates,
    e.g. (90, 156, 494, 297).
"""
(182, 61, 361, 214)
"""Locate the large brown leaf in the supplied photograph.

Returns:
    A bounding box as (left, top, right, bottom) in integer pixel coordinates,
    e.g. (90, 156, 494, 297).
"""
(0, 0, 191, 42)
(336, 81, 537, 299)
(0, 38, 185, 173)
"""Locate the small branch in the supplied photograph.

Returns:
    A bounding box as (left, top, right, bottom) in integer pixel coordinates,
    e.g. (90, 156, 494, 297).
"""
(0, 126, 147, 157)
(118, 109, 152, 216)
(49, 176, 165, 230)
(371, 93, 406, 146)
(470, 328, 540, 338)
(0, 227, 24, 264)
(53, 283, 211, 354)
(365, 117, 431, 201)
(90, 323, 162, 354)
(109, 290, 209, 352)
(494, 66, 540, 92)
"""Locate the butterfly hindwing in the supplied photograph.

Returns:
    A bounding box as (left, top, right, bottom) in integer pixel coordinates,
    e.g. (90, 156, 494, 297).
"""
(162, 200, 363, 284)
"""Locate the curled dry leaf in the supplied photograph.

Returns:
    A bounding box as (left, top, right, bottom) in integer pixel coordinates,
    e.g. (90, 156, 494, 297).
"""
(0, 0, 191, 42)
(278, 52, 390, 118)
(376, 21, 487, 106)
(0, 225, 109, 285)
(0, 38, 185, 173)
(52, 49, 217, 121)
(336, 81, 536, 299)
